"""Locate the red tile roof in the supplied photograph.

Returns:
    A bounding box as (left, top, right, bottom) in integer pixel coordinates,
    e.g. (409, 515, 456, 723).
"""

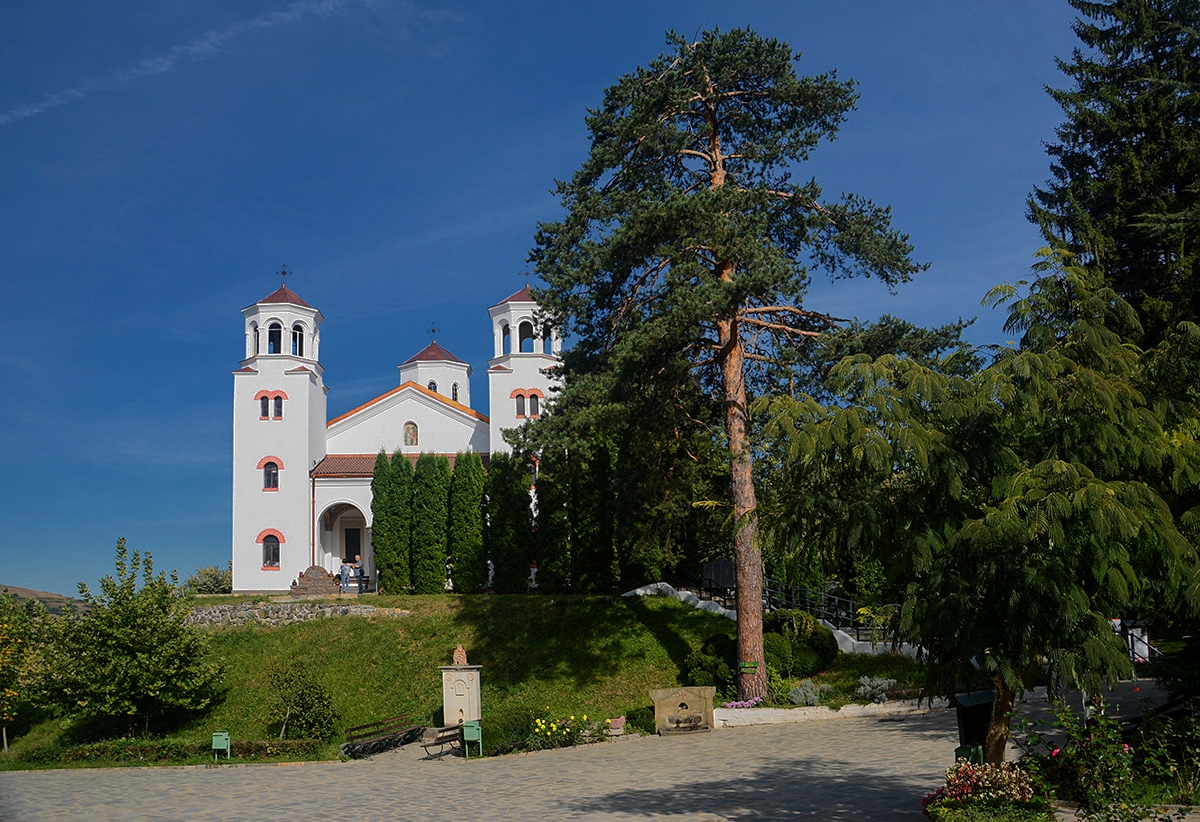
(258, 285, 313, 308)
(327, 381, 488, 426)
(402, 341, 465, 365)
(500, 285, 534, 303)
(312, 452, 489, 477)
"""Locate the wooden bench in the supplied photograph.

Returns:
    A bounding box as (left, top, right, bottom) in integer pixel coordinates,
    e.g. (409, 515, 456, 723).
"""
(340, 714, 424, 759)
(420, 724, 461, 759)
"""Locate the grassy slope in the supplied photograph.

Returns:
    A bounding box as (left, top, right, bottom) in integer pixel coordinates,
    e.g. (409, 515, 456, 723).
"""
(5, 593, 737, 763)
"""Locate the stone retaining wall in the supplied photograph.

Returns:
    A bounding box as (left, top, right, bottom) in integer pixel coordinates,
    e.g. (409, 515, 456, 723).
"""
(186, 602, 409, 627)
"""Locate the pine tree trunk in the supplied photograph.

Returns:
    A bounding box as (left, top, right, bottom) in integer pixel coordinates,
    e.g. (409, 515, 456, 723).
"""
(718, 310, 765, 701)
(984, 675, 1015, 764)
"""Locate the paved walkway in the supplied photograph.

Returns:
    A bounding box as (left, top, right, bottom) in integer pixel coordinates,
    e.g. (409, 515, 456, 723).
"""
(0, 709, 959, 822)
(0, 682, 1177, 822)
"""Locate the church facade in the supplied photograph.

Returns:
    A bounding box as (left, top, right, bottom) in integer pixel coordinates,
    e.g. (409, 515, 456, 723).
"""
(231, 284, 559, 593)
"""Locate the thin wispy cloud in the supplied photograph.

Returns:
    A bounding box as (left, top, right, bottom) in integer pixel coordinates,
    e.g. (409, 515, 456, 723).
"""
(1, 0, 362, 126)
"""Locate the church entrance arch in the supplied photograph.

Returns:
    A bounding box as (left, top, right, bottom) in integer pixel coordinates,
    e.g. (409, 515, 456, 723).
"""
(317, 501, 374, 590)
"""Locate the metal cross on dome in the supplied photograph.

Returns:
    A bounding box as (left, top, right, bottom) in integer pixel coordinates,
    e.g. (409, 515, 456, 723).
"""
(277, 266, 290, 288)
(427, 322, 440, 341)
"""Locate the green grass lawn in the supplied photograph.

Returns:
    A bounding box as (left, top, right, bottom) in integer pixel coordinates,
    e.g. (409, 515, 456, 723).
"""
(2, 593, 740, 766)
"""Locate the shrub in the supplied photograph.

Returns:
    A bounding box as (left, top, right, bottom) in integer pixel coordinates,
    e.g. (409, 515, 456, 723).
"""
(266, 661, 339, 741)
(855, 676, 896, 703)
(763, 609, 819, 643)
(183, 564, 232, 595)
(685, 635, 736, 698)
(807, 623, 839, 669)
(763, 633, 793, 677)
(766, 663, 790, 704)
(788, 679, 832, 706)
(792, 645, 823, 677)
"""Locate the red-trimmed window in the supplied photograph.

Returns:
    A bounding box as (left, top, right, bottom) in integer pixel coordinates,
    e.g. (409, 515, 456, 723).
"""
(254, 390, 289, 421)
(256, 528, 284, 568)
(515, 394, 526, 417)
(509, 388, 545, 419)
(258, 455, 283, 491)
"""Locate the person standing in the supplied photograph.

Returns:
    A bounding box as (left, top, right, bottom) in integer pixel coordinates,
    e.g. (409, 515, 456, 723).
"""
(354, 554, 366, 593)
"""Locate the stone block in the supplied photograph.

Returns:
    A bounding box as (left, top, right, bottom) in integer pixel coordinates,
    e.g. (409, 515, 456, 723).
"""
(648, 686, 716, 735)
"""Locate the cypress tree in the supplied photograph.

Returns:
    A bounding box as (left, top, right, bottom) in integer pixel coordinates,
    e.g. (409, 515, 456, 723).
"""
(533, 451, 572, 594)
(389, 450, 413, 592)
(411, 453, 451, 593)
(369, 451, 398, 592)
(486, 452, 533, 593)
(447, 452, 487, 592)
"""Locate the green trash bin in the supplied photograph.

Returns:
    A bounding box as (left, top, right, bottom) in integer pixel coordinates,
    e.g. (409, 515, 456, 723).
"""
(212, 731, 231, 760)
(461, 720, 482, 759)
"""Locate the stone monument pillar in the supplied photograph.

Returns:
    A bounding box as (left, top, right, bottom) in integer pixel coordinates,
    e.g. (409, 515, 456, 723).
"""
(440, 644, 482, 724)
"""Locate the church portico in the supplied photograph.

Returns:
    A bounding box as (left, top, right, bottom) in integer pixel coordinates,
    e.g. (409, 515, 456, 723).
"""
(315, 497, 373, 587)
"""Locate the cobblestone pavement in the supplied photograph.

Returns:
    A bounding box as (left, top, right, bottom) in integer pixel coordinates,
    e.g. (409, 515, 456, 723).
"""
(0, 709, 959, 822)
(0, 682, 1176, 822)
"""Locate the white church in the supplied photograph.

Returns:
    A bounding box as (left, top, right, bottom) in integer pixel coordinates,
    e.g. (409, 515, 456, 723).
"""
(231, 283, 560, 593)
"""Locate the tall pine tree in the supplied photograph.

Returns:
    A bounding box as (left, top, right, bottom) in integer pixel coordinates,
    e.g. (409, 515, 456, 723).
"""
(369, 451, 400, 593)
(531, 28, 926, 698)
(1028, 0, 1200, 347)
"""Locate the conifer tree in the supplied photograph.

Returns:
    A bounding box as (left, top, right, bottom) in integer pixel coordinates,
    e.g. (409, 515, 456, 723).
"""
(531, 28, 926, 698)
(447, 452, 486, 592)
(411, 454, 451, 594)
(370, 450, 400, 592)
(532, 451, 572, 594)
(486, 452, 533, 594)
(1029, 0, 1200, 347)
(390, 450, 413, 592)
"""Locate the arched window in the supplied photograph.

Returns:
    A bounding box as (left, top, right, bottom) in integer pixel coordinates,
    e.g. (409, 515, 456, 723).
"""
(273, 396, 283, 419)
(427, 380, 438, 393)
(260, 397, 270, 419)
(519, 321, 535, 353)
(501, 323, 511, 355)
(262, 535, 280, 568)
(452, 383, 459, 402)
(543, 323, 554, 355)
(263, 461, 279, 490)
(404, 421, 418, 447)
(291, 324, 305, 357)
(515, 394, 526, 417)
(250, 322, 259, 357)
(267, 323, 282, 354)
(529, 394, 539, 417)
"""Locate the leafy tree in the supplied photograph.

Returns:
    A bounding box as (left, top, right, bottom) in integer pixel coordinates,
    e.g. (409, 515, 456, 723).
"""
(531, 28, 925, 697)
(0, 592, 28, 752)
(183, 563, 232, 595)
(39, 539, 224, 737)
(411, 453, 451, 593)
(763, 256, 1198, 762)
(1028, 0, 1200, 348)
(486, 452, 533, 593)
(447, 452, 487, 592)
(267, 660, 339, 741)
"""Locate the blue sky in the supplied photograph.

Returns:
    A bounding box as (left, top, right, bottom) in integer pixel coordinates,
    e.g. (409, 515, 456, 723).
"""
(1, 0, 1081, 596)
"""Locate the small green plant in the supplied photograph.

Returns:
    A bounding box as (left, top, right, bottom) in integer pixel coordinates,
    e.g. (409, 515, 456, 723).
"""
(522, 708, 607, 751)
(788, 679, 832, 706)
(855, 676, 896, 703)
(266, 661, 339, 741)
(685, 636, 736, 698)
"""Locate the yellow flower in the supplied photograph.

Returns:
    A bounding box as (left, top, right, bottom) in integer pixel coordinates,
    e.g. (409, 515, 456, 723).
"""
(582, 715, 588, 721)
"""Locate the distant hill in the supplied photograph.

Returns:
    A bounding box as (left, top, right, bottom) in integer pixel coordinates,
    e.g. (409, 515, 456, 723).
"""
(1, 585, 86, 616)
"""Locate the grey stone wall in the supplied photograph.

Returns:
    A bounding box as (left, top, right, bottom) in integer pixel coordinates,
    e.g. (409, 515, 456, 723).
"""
(186, 602, 409, 627)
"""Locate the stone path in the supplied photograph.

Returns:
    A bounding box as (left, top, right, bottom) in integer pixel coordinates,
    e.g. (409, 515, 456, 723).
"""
(0, 710, 959, 822)
(0, 681, 1180, 822)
